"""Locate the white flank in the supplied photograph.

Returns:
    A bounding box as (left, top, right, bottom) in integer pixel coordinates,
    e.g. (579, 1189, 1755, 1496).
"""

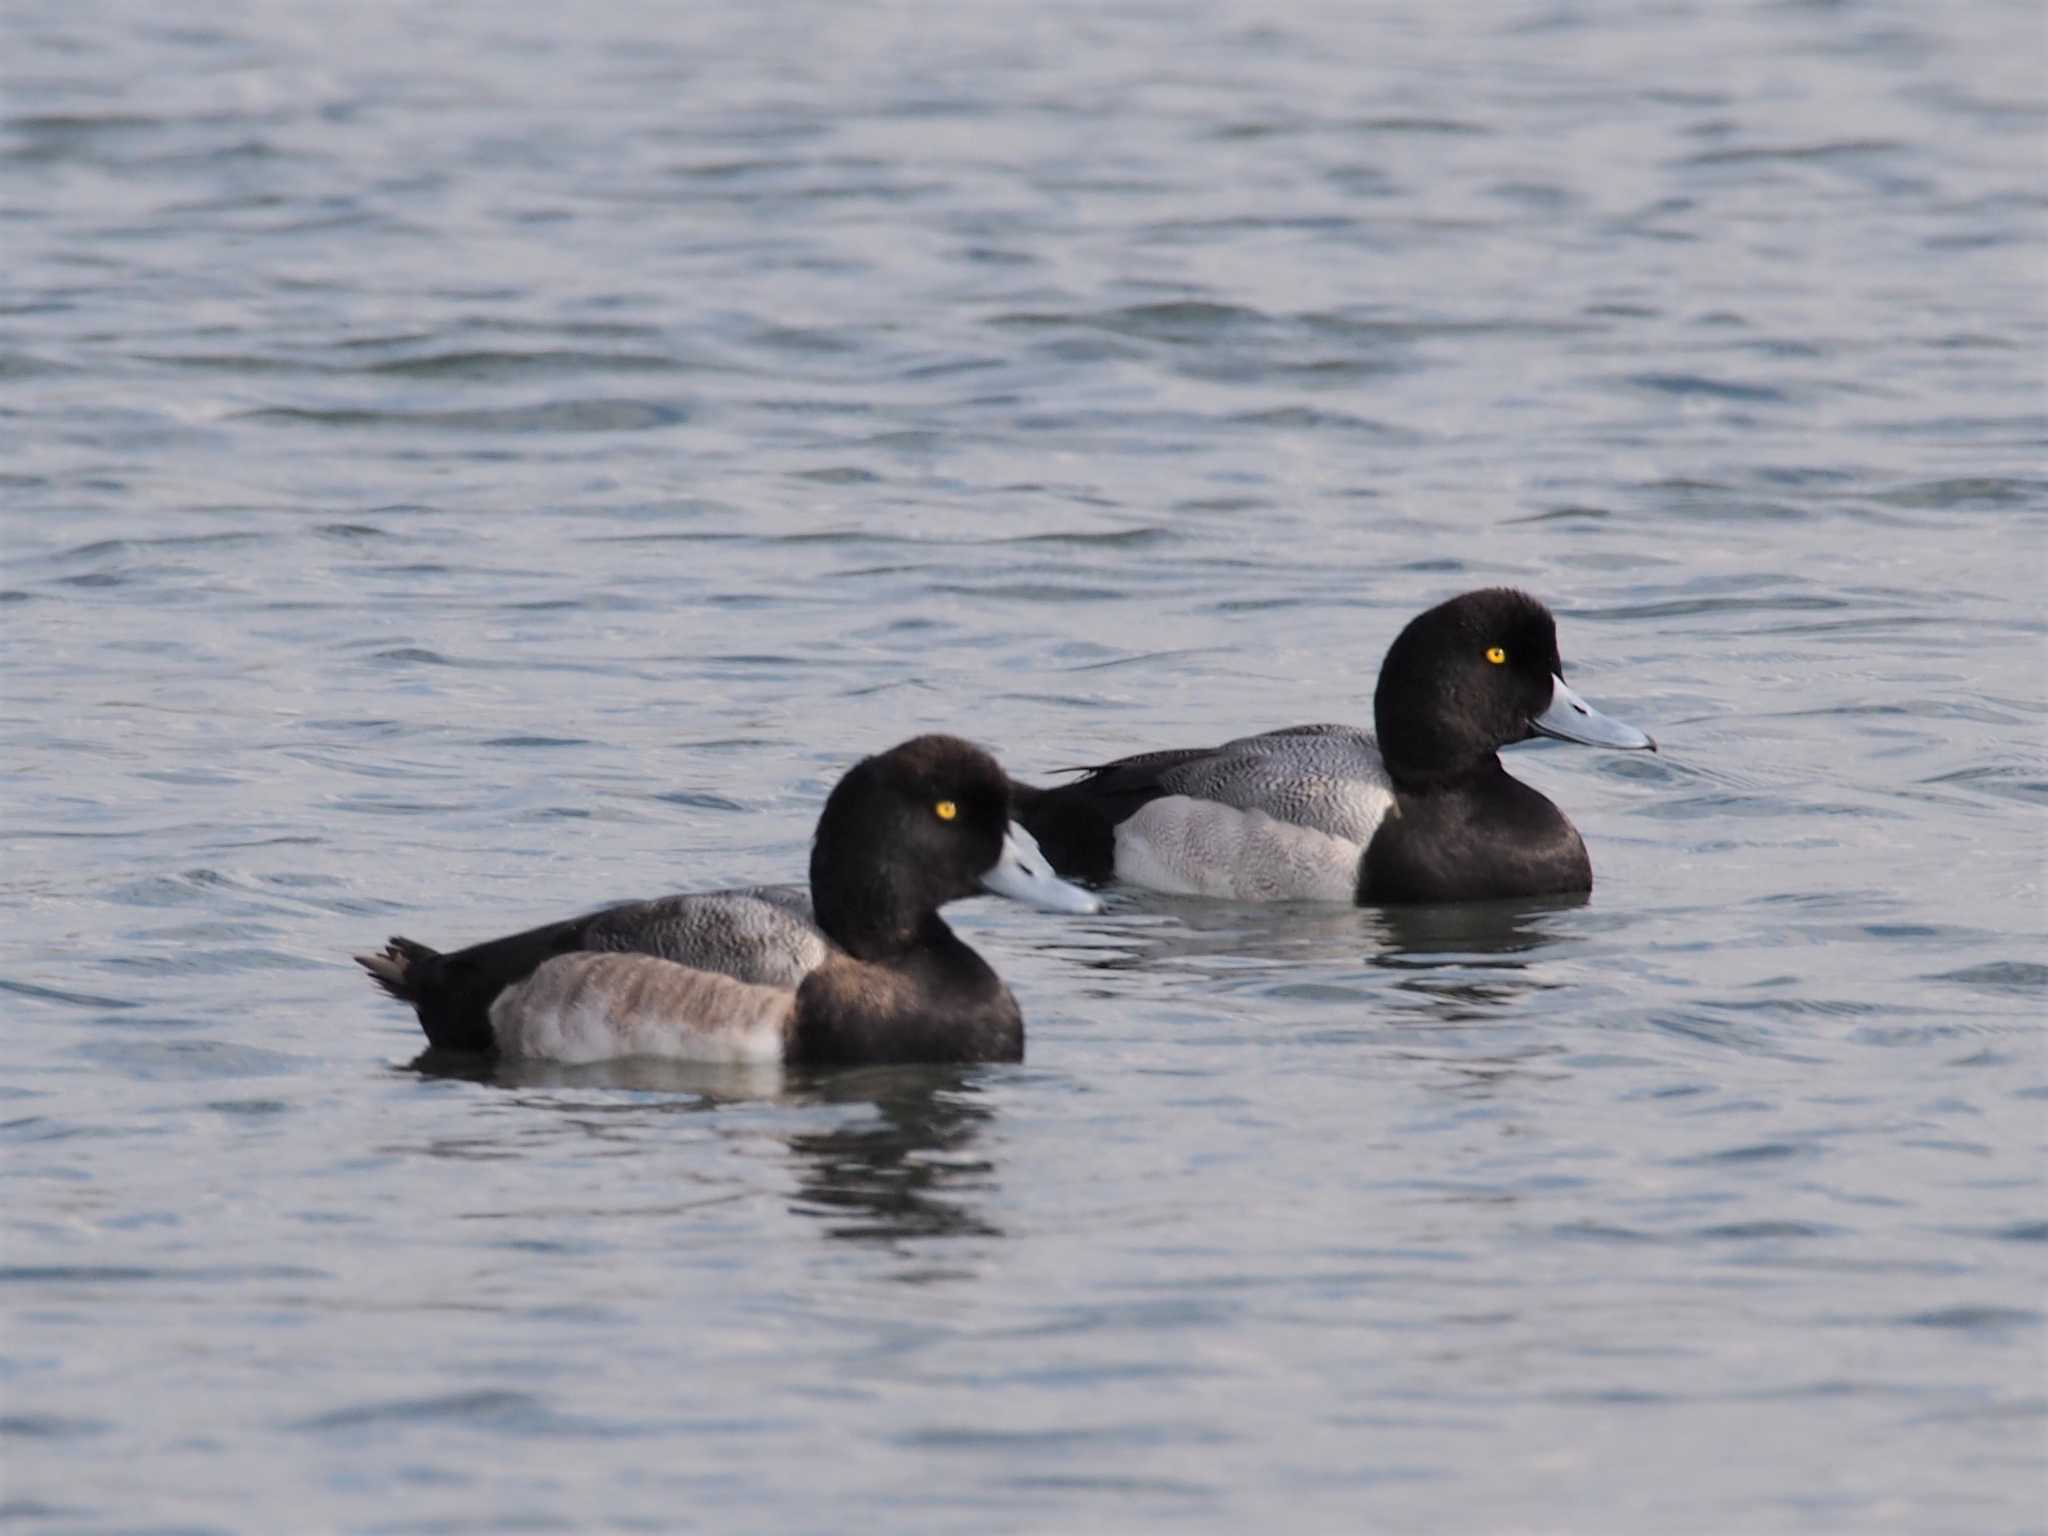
(1115, 796, 1367, 902)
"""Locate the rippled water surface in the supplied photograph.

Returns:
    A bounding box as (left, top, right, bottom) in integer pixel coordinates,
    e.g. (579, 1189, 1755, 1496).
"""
(5, 1, 2045, 1530)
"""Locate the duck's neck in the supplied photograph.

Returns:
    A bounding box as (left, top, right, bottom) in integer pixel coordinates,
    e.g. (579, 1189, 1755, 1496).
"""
(819, 901, 965, 971)
(1381, 749, 1499, 796)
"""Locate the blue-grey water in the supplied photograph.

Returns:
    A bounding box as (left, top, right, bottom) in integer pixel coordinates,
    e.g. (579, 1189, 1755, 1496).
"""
(4, 1, 2044, 1530)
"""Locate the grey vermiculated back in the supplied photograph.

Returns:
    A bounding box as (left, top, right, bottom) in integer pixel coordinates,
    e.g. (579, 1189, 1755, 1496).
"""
(1138, 725, 1395, 845)
(584, 887, 828, 988)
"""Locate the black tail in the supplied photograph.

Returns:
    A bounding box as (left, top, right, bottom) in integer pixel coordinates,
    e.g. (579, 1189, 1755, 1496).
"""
(355, 936, 435, 1002)
(355, 934, 499, 1055)
(355, 914, 608, 1056)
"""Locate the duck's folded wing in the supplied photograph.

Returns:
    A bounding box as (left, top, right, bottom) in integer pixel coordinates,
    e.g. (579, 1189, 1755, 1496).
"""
(1113, 725, 1392, 843)
(1059, 745, 1226, 802)
(490, 951, 797, 1064)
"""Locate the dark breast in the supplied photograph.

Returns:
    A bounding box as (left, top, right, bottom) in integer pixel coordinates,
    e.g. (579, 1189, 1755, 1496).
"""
(1361, 774, 1593, 903)
(790, 954, 1024, 1065)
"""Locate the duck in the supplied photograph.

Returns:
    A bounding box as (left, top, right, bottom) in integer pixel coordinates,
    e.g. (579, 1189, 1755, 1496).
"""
(356, 735, 1101, 1065)
(1010, 588, 1656, 904)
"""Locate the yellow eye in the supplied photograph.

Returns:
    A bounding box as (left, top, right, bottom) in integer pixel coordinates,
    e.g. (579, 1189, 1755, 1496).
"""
(934, 800, 957, 821)
(1485, 646, 1506, 665)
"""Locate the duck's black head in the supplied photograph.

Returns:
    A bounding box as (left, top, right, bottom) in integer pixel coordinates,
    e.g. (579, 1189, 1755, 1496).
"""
(809, 734, 1097, 958)
(1373, 588, 1653, 786)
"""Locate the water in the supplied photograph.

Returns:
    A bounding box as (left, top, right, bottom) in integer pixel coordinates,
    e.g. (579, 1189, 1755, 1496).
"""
(4, 0, 2044, 1529)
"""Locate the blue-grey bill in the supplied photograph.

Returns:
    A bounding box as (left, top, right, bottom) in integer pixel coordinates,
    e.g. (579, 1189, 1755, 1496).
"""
(981, 823, 1104, 914)
(1530, 675, 1657, 752)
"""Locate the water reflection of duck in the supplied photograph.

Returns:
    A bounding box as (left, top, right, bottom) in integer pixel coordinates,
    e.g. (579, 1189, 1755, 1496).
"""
(1068, 890, 1581, 973)
(401, 1053, 1005, 1246)
(784, 1065, 1002, 1244)
(1060, 889, 1587, 1028)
